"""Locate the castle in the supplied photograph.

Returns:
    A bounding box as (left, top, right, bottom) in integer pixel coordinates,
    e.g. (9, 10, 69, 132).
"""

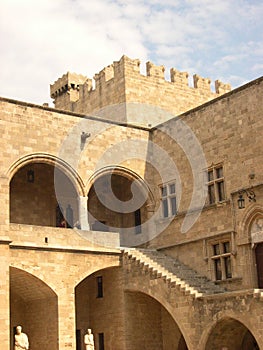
(0, 55, 262, 350)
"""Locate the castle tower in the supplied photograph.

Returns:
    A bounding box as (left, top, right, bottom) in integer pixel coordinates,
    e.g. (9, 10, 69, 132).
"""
(50, 56, 231, 126)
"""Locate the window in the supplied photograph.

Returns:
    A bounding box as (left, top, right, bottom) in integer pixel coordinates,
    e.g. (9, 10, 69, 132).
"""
(206, 165, 225, 204)
(134, 209, 141, 234)
(160, 182, 177, 218)
(96, 276, 103, 298)
(98, 333, 105, 350)
(211, 240, 232, 280)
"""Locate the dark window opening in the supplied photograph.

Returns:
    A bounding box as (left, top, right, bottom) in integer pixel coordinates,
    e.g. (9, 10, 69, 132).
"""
(224, 256, 232, 278)
(171, 196, 177, 215)
(214, 258, 222, 280)
(162, 199, 168, 218)
(98, 333, 105, 350)
(76, 329, 81, 350)
(212, 240, 232, 280)
(97, 276, 103, 298)
(134, 209, 141, 234)
(66, 204, 73, 228)
(207, 165, 225, 204)
(160, 182, 177, 218)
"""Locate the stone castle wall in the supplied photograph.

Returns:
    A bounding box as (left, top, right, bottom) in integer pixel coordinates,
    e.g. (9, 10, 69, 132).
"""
(50, 55, 231, 126)
(0, 58, 262, 350)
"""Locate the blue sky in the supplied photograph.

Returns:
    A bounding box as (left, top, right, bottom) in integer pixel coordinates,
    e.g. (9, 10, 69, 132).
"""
(0, 0, 262, 106)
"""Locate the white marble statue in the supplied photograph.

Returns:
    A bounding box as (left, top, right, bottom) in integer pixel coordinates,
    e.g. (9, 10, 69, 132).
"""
(84, 328, 95, 350)
(14, 325, 29, 350)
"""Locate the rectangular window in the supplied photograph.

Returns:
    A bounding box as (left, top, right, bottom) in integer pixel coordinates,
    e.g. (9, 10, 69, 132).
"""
(160, 182, 177, 218)
(211, 240, 232, 280)
(134, 209, 141, 234)
(97, 276, 103, 298)
(98, 333, 105, 350)
(206, 165, 226, 204)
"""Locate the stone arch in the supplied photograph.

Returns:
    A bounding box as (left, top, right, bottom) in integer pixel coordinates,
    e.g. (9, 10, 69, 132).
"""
(124, 290, 189, 350)
(123, 284, 191, 349)
(87, 165, 155, 246)
(201, 316, 260, 350)
(9, 153, 85, 227)
(74, 258, 121, 288)
(238, 204, 263, 243)
(87, 165, 154, 200)
(7, 153, 86, 196)
(10, 266, 58, 350)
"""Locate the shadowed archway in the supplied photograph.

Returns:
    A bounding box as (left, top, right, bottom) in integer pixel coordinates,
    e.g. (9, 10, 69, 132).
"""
(10, 162, 79, 228)
(205, 317, 259, 350)
(10, 267, 58, 350)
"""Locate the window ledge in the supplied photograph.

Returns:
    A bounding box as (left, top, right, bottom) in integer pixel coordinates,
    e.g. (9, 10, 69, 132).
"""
(215, 277, 242, 284)
(203, 199, 230, 210)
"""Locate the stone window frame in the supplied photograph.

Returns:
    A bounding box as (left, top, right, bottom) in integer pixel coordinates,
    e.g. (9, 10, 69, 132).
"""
(206, 164, 226, 205)
(210, 238, 232, 281)
(159, 181, 177, 218)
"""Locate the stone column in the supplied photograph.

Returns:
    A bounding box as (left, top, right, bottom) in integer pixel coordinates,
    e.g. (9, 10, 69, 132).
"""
(58, 288, 76, 350)
(79, 196, 89, 230)
(0, 238, 11, 350)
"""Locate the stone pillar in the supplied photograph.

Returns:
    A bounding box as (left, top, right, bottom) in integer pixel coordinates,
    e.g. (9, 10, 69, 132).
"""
(79, 196, 89, 230)
(58, 288, 76, 350)
(0, 238, 11, 350)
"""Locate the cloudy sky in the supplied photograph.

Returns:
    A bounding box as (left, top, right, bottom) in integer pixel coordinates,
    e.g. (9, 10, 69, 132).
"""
(0, 0, 262, 106)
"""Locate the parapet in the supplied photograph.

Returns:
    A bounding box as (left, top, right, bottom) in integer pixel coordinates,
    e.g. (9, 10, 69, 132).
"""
(215, 80, 232, 94)
(146, 61, 165, 80)
(170, 69, 189, 86)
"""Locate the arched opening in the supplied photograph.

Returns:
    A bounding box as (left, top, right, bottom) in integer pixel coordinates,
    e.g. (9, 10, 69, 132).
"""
(10, 162, 79, 228)
(205, 317, 259, 350)
(88, 170, 153, 246)
(75, 267, 126, 350)
(10, 267, 58, 350)
(75, 269, 187, 350)
(125, 291, 188, 350)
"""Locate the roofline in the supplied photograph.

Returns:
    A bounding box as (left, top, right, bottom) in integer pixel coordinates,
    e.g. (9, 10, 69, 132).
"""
(153, 75, 263, 130)
(0, 96, 150, 132)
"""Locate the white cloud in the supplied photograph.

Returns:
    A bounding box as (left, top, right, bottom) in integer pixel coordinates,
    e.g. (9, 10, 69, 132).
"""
(0, 0, 262, 105)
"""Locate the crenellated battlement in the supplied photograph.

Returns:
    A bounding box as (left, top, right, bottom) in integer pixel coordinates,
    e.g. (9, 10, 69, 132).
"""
(146, 61, 165, 80)
(50, 55, 231, 126)
(50, 72, 92, 99)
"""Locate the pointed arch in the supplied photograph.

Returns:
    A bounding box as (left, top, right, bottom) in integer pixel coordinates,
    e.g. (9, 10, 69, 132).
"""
(238, 204, 263, 242)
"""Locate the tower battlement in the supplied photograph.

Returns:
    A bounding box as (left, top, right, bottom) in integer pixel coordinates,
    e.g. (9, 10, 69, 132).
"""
(50, 55, 231, 126)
